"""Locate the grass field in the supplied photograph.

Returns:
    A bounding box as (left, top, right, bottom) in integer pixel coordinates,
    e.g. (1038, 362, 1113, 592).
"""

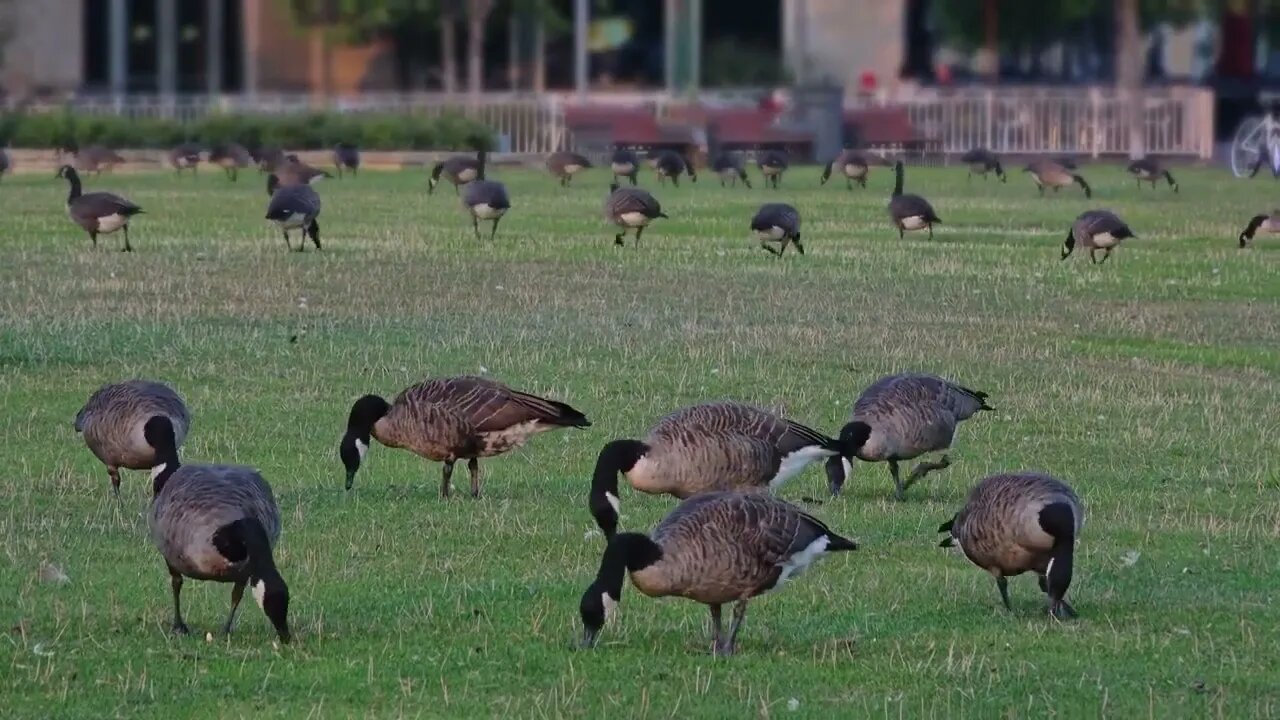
(1, 161, 1278, 719)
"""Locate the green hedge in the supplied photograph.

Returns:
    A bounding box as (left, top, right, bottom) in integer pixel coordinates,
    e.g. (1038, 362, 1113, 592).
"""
(0, 111, 494, 151)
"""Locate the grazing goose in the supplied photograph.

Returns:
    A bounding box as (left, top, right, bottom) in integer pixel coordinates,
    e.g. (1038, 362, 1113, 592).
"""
(604, 182, 667, 247)
(547, 151, 593, 186)
(579, 491, 857, 656)
(428, 153, 483, 194)
(56, 165, 144, 251)
(820, 149, 871, 189)
(332, 142, 360, 178)
(252, 145, 285, 174)
(461, 153, 510, 240)
(276, 154, 332, 186)
(1126, 158, 1178, 192)
(265, 173, 322, 252)
(209, 142, 252, 181)
(75, 379, 190, 495)
(939, 472, 1082, 619)
(588, 401, 863, 539)
(1239, 209, 1279, 248)
(1023, 159, 1091, 198)
(1062, 209, 1134, 264)
(339, 376, 590, 498)
(751, 202, 802, 257)
(831, 373, 993, 500)
(61, 143, 125, 175)
(712, 152, 753, 188)
(169, 143, 202, 176)
(651, 150, 695, 186)
(887, 161, 941, 239)
(146, 420, 290, 642)
(960, 148, 1006, 182)
(609, 148, 640, 185)
(757, 149, 788, 188)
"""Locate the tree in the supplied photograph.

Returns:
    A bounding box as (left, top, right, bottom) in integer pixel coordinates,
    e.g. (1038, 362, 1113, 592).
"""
(1116, 0, 1144, 158)
(465, 0, 495, 98)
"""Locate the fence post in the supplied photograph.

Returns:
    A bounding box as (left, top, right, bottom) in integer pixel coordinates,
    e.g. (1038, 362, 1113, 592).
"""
(1089, 87, 1101, 159)
(985, 89, 994, 151)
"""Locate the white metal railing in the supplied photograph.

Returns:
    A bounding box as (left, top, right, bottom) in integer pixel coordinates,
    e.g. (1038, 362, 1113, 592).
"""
(5, 86, 1215, 159)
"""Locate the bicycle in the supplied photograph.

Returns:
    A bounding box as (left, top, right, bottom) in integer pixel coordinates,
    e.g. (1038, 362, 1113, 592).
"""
(1230, 91, 1280, 178)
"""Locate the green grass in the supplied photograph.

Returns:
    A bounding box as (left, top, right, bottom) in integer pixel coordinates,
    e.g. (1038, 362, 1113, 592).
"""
(1, 163, 1278, 718)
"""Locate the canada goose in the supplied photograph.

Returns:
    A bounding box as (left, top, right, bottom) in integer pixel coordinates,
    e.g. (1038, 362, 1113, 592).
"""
(339, 376, 590, 498)
(56, 165, 144, 251)
(428, 153, 483, 194)
(1061, 209, 1134, 264)
(61, 143, 125, 175)
(588, 401, 863, 539)
(276, 154, 332, 186)
(579, 491, 857, 656)
(960, 148, 1006, 182)
(651, 150, 696, 186)
(75, 379, 190, 495)
(461, 172, 510, 241)
(887, 161, 941, 239)
(252, 146, 285, 174)
(1023, 159, 1091, 198)
(332, 143, 360, 178)
(265, 173, 321, 252)
(757, 149, 788, 189)
(831, 373, 993, 500)
(939, 472, 1082, 619)
(751, 203, 802, 257)
(209, 142, 252, 181)
(712, 152, 753, 188)
(820, 150, 871, 189)
(609, 148, 640, 185)
(146, 419, 290, 642)
(1238, 209, 1279, 248)
(547, 151, 593, 186)
(604, 182, 667, 247)
(1126, 158, 1178, 192)
(169, 143, 201, 176)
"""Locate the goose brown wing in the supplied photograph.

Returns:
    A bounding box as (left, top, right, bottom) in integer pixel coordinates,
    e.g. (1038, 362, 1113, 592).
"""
(405, 376, 584, 431)
(72, 192, 141, 220)
(610, 188, 661, 217)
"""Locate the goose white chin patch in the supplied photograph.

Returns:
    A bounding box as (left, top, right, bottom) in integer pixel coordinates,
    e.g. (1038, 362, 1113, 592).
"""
(774, 535, 830, 589)
(605, 492, 620, 515)
(601, 592, 618, 621)
(150, 463, 167, 481)
(355, 439, 368, 460)
(770, 445, 836, 490)
(252, 579, 267, 610)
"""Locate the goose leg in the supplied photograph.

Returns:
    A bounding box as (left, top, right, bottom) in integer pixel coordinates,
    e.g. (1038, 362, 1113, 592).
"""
(634, 226, 645, 247)
(440, 460, 454, 498)
(168, 566, 189, 635)
(708, 604, 724, 654)
(472, 215, 481, 240)
(995, 576, 1012, 611)
(489, 217, 501, 241)
(1089, 248, 1098, 264)
(1100, 248, 1112, 264)
(760, 239, 780, 256)
(897, 225, 904, 239)
(108, 466, 121, 496)
(614, 231, 625, 247)
(858, 176, 867, 188)
(927, 224, 934, 240)
(793, 239, 805, 255)
(222, 580, 246, 635)
(89, 230, 98, 249)
(889, 460, 907, 500)
(468, 458, 482, 498)
(121, 225, 133, 252)
(282, 230, 293, 251)
(903, 454, 951, 492)
(717, 599, 749, 656)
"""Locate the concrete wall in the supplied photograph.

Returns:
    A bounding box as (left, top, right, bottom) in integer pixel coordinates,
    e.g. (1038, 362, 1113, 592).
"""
(1, 0, 83, 95)
(782, 0, 904, 92)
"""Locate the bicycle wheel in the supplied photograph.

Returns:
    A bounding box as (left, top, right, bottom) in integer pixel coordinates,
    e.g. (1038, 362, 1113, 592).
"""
(1230, 115, 1266, 178)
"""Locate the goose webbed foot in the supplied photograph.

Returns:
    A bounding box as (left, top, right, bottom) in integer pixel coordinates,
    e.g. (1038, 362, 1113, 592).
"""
(903, 454, 951, 493)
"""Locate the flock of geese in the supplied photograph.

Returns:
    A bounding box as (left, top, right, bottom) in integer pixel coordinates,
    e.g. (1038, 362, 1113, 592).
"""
(44, 141, 1280, 258)
(34, 139, 1272, 655)
(78, 365, 1083, 655)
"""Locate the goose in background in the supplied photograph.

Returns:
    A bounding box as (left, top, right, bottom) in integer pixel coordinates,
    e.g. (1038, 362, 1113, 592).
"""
(75, 379, 190, 494)
(265, 173, 322, 252)
(960, 148, 1007, 182)
(547, 151, 593, 186)
(1023, 159, 1092, 198)
(56, 164, 144, 251)
(333, 142, 361, 178)
(609, 148, 640, 185)
(887, 161, 941, 239)
(1062, 209, 1135, 264)
(604, 182, 667, 247)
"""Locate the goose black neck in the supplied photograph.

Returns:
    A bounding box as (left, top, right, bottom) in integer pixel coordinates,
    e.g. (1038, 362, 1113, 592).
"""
(64, 170, 82, 201)
(892, 163, 904, 197)
(588, 439, 647, 540)
(143, 415, 181, 496)
(476, 148, 487, 180)
(597, 532, 661, 593)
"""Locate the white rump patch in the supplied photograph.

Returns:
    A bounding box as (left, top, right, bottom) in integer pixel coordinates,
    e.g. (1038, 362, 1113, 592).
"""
(618, 211, 651, 228)
(611, 162, 634, 174)
(770, 445, 836, 490)
(471, 203, 507, 220)
(564, 164, 583, 174)
(251, 579, 267, 609)
(306, 174, 325, 185)
(774, 535, 831, 589)
(97, 213, 128, 233)
(1092, 232, 1119, 248)
(843, 164, 861, 175)
(150, 463, 167, 481)
(601, 592, 618, 621)
(605, 492, 620, 515)
(276, 212, 307, 229)
(756, 226, 786, 241)
(456, 168, 477, 182)
(355, 438, 368, 460)
(900, 216, 927, 230)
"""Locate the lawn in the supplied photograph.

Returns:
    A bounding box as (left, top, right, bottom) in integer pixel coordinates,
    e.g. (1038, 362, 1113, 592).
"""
(1, 161, 1278, 719)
